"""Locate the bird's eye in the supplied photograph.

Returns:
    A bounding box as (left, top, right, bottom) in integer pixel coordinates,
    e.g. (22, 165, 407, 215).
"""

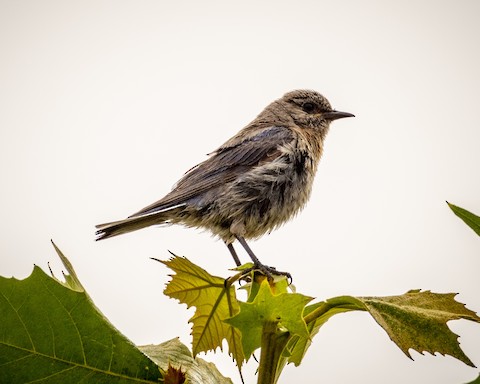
(302, 102, 315, 113)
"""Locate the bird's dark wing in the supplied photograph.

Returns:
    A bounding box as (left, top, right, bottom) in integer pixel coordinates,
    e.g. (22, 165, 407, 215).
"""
(129, 126, 294, 217)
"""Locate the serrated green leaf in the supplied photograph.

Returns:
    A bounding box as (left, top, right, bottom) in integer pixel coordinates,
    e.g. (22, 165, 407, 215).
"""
(50, 240, 85, 292)
(140, 338, 232, 384)
(0, 266, 162, 383)
(448, 202, 480, 236)
(358, 290, 480, 367)
(161, 256, 244, 367)
(245, 273, 290, 300)
(225, 280, 312, 358)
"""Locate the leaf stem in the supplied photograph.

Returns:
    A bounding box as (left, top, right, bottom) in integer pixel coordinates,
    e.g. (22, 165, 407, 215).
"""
(303, 298, 366, 325)
(303, 302, 333, 325)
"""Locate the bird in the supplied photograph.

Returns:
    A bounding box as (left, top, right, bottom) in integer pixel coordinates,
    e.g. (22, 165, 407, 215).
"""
(96, 89, 354, 276)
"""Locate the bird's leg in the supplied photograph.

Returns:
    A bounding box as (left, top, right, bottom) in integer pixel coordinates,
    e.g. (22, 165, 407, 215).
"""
(235, 235, 291, 281)
(226, 242, 242, 267)
(235, 236, 261, 265)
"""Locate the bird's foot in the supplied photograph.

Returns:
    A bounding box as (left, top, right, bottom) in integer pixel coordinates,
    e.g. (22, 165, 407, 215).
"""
(242, 263, 292, 283)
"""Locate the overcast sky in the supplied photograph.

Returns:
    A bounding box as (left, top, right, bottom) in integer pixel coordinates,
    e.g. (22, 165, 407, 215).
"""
(1, 1, 479, 383)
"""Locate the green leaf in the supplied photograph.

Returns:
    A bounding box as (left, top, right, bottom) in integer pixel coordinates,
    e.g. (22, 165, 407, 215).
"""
(140, 338, 232, 384)
(225, 280, 312, 358)
(358, 290, 480, 367)
(0, 264, 162, 383)
(161, 256, 245, 367)
(244, 273, 290, 303)
(50, 240, 85, 292)
(447, 202, 480, 236)
(283, 291, 480, 370)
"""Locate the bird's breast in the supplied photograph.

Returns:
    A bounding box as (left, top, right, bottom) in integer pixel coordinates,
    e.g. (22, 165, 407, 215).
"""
(198, 134, 324, 241)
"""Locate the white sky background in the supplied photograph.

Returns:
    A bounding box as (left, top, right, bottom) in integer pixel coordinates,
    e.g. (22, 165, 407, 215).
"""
(1, 1, 480, 383)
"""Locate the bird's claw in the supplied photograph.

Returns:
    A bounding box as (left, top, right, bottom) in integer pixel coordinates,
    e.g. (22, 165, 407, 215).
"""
(241, 263, 292, 284)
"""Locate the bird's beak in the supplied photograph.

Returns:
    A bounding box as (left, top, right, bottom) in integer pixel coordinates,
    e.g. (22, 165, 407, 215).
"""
(323, 110, 355, 121)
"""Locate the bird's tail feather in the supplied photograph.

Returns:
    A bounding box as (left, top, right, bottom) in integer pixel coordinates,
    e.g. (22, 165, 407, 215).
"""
(95, 212, 169, 240)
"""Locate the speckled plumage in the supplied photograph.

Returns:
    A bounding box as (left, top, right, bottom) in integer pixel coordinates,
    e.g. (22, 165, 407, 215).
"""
(96, 90, 353, 268)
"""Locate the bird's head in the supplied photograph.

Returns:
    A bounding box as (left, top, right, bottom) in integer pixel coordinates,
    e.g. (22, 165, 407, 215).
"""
(274, 89, 354, 136)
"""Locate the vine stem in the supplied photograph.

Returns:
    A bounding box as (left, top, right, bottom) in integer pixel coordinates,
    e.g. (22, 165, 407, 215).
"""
(257, 321, 290, 384)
